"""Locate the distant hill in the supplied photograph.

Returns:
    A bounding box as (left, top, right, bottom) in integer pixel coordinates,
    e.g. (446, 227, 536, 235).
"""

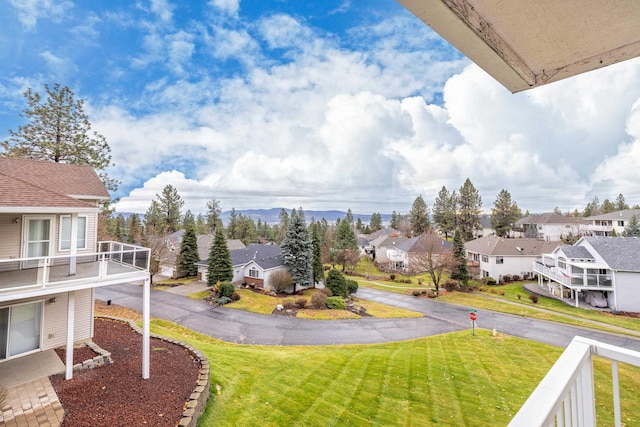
(113, 209, 392, 225)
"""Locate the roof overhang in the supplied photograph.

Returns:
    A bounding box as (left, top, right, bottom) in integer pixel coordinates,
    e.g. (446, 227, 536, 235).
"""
(0, 207, 100, 214)
(398, 0, 640, 92)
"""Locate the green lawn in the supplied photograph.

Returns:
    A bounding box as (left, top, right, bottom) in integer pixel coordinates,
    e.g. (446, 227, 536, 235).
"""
(147, 320, 640, 426)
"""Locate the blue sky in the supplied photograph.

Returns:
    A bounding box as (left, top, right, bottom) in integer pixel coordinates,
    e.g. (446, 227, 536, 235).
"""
(2, 0, 640, 216)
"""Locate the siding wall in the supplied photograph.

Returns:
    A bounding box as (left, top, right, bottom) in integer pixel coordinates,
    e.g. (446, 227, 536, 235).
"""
(614, 272, 640, 312)
(0, 214, 22, 271)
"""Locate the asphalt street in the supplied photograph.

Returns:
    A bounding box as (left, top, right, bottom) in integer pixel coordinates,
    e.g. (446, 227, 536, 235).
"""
(96, 284, 640, 350)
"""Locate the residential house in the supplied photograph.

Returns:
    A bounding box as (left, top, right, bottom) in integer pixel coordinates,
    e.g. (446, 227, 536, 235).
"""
(534, 236, 640, 311)
(585, 209, 640, 236)
(197, 244, 296, 292)
(465, 235, 561, 281)
(371, 234, 409, 265)
(156, 230, 245, 279)
(387, 232, 452, 273)
(361, 227, 404, 256)
(474, 215, 494, 238)
(0, 158, 151, 380)
(513, 213, 588, 241)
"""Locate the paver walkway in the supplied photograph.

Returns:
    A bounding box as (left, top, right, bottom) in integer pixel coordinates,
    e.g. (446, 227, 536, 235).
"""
(96, 284, 640, 351)
(0, 377, 65, 427)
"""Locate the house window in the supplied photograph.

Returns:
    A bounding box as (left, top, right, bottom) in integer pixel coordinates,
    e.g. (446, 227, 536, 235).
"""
(249, 268, 259, 278)
(60, 216, 87, 250)
(618, 221, 624, 227)
(558, 258, 566, 270)
(482, 255, 488, 263)
(496, 257, 504, 264)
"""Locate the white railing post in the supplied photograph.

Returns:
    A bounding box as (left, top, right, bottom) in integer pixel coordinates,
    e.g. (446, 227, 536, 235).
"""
(612, 360, 621, 427)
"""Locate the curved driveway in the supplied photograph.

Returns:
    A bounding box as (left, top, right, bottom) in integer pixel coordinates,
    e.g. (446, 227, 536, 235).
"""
(96, 284, 640, 350)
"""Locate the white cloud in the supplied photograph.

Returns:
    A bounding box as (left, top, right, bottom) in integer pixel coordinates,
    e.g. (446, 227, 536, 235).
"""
(150, 0, 173, 24)
(9, 0, 73, 30)
(258, 14, 310, 49)
(208, 0, 239, 17)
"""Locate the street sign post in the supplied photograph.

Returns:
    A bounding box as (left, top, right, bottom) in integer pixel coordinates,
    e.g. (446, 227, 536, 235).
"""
(468, 308, 477, 335)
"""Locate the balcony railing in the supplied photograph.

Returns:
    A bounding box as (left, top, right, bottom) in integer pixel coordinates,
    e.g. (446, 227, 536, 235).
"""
(509, 336, 640, 427)
(0, 241, 150, 295)
(533, 261, 612, 289)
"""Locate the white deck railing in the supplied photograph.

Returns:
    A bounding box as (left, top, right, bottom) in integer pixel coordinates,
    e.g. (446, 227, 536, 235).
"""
(509, 336, 640, 427)
(0, 241, 150, 293)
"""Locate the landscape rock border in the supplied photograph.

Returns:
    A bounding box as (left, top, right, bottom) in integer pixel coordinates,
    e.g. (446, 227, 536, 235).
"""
(96, 316, 211, 427)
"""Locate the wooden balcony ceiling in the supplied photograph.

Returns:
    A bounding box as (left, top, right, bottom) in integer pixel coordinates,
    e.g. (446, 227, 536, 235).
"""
(398, 0, 640, 92)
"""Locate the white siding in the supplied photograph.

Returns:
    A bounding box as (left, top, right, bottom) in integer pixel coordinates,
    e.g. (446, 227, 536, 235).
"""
(0, 214, 21, 271)
(614, 271, 640, 312)
(486, 256, 537, 280)
(41, 289, 94, 350)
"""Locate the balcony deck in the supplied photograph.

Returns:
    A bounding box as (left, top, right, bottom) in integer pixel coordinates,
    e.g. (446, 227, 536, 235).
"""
(0, 242, 150, 301)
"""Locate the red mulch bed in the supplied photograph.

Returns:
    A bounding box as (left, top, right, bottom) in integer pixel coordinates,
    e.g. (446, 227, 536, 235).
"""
(54, 345, 99, 366)
(51, 318, 202, 427)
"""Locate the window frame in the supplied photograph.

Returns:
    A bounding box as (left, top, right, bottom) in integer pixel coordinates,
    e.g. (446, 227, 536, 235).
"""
(59, 215, 88, 251)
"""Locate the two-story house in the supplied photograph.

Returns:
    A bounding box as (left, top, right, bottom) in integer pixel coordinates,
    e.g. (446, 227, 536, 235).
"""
(0, 158, 151, 380)
(387, 232, 452, 273)
(513, 213, 588, 241)
(585, 209, 640, 236)
(533, 236, 640, 311)
(465, 235, 561, 280)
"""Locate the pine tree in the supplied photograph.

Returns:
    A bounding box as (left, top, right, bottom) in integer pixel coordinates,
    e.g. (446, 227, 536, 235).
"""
(450, 229, 469, 286)
(410, 195, 431, 236)
(207, 228, 232, 285)
(227, 208, 238, 239)
(206, 199, 223, 233)
(433, 186, 457, 239)
(390, 211, 399, 229)
(277, 208, 289, 244)
(369, 212, 382, 232)
(624, 214, 640, 236)
(127, 214, 141, 244)
(183, 210, 195, 230)
(1, 83, 118, 194)
(144, 200, 164, 235)
(236, 214, 257, 245)
(601, 199, 616, 213)
(615, 193, 629, 211)
(179, 222, 199, 277)
(345, 209, 354, 227)
(311, 223, 324, 286)
(157, 185, 183, 233)
(490, 189, 521, 238)
(333, 217, 359, 271)
(281, 208, 313, 292)
(457, 178, 482, 241)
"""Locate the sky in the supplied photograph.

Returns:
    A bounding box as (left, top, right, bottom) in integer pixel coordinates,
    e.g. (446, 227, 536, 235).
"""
(2, 0, 640, 216)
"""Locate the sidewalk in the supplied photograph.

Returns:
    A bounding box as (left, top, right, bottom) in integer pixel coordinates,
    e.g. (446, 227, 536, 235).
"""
(162, 281, 210, 296)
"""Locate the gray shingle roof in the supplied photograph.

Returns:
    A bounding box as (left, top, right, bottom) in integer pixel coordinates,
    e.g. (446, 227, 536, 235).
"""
(395, 232, 452, 253)
(230, 244, 284, 269)
(585, 209, 640, 221)
(582, 236, 640, 271)
(560, 245, 594, 260)
(465, 235, 562, 256)
(516, 213, 587, 226)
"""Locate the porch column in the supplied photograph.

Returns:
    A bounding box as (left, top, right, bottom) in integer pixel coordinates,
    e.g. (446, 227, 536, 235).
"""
(142, 277, 150, 379)
(69, 213, 78, 275)
(66, 291, 75, 380)
(575, 290, 580, 308)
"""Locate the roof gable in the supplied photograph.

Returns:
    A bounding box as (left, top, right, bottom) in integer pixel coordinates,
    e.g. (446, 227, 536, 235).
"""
(580, 237, 640, 271)
(465, 236, 561, 256)
(396, 232, 452, 253)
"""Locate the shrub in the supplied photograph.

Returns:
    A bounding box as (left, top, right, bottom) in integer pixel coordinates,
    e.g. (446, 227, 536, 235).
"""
(217, 282, 235, 299)
(418, 278, 423, 285)
(282, 299, 295, 310)
(269, 270, 293, 293)
(517, 294, 522, 300)
(498, 290, 505, 296)
(326, 296, 346, 310)
(490, 288, 497, 294)
(486, 277, 497, 286)
(529, 294, 539, 304)
(421, 290, 427, 295)
(346, 279, 359, 295)
(405, 279, 412, 284)
(390, 274, 396, 281)
(320, 287, 333, 297)
(426, 290, 437, 298)
(443, 279, 458, 292)
(503, 275, 513, 283)
(311, 292, 327, 309)
(296, 297, 308, 309)
(215, 296, 232, 305)
(230, 292, 240, 301)
(326, 269, 348, 298)
(412, 290, 421, 297)
(512, 275, 520, 281)
(479, 286, 487, 292)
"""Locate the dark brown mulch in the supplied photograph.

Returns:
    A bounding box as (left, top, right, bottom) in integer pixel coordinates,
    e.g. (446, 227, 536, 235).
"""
(51, 318, 202, 427)
(54, 345, 99, 366)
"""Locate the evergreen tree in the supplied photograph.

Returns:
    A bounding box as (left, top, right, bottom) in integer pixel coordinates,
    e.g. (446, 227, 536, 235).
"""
(115, 215, 125, 242)
(390, 211, 400, 229)
(183, 210, 195, 230)
(356, 218, 364, 232)
(553, 206, 562, 215)
(410, 195, 431, 236)
(615, 193, 629, 211)
(206, 199, 223, 233)
(195, 214, 207, 235)
(369, 212, 382, 232)
(345, 209, 354, 227)
(277, 208, 289, 244)
(236, 214, 257, 245)
(281, 208, 313, 292)
(1, 83, 118, 194)
(601, 199, 616, 213)
(433, 186, 457, 239)
(311, 222, 324, 286)
(450, 229, 469, 286)
(227, 208, 238, 239)
(179, 222, 199, 277)
(583, 196, 600, 217)
(144, 200, 164, 235)
(457, 178, 482, 241)
(491, 189, 521, 238)
(624, 214, 640, 236)
(207, 228, 232, 285)
(127, 214, 141, 244)
(333, 217, 359, 271)
(157, 185, 183, 233)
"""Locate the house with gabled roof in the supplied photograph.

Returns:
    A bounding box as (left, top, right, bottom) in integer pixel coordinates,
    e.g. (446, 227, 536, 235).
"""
(196, 244, 294, 292)
(465, 235, 561, 281)
(585, 209, 640, 236)
(534, 236, 640, 311)
(387, 232, 452, 273)
(513, 213, 588, 241)
(0, 158, 151, 381)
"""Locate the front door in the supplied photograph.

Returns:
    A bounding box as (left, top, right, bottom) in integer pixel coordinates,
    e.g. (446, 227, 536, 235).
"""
(22, 217, 53, 268)
(0, 302, 42, 360)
